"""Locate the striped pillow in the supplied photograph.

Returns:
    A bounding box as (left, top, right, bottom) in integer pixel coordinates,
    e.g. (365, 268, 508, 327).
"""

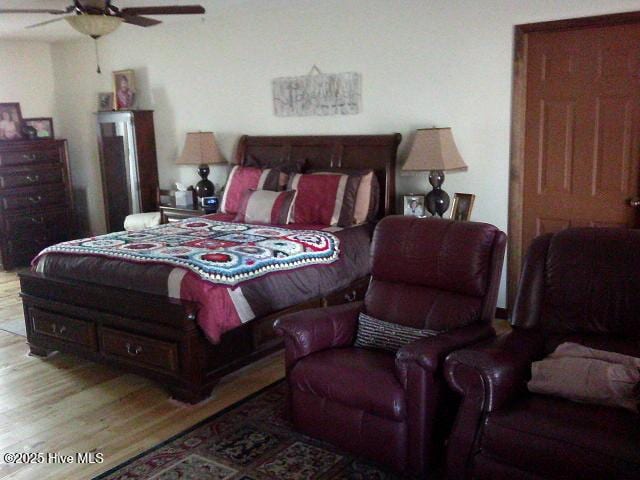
(354, 312, 439, 352)
(287, 173, 361, 226)
(354, 171, 380, 224)
(310, 169, 380, 224)
(220, 166, 287, 214)
(233, 189, 296, 225)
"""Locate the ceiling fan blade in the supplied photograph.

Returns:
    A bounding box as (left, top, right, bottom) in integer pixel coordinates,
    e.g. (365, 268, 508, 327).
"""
(0, 9, 69, 14)
(25, 17, 69, 29)
(120, 5, 205, 16)
(122, 15, 162, 27)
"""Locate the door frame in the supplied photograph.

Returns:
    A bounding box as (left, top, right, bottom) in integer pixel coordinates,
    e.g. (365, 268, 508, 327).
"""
(507, 10, 640, 311)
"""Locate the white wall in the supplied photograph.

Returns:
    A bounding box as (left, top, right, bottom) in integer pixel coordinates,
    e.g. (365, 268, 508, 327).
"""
(0, 40, 55, 118)
(49, 0, 640, 307)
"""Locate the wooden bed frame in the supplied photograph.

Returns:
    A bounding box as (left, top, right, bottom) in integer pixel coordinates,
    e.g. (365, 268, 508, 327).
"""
(19, 134, 401, 403)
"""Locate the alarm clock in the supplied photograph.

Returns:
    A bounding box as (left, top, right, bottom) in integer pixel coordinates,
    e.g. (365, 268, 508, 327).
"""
(200, 196, 219, 213)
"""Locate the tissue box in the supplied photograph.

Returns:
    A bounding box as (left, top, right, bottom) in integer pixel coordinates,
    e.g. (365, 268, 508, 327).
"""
(175, 190, 193, 207)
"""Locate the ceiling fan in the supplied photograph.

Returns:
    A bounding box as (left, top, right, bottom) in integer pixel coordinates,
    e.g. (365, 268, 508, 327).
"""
(0, 1, 205, 73)
(0, 1, 206, 36)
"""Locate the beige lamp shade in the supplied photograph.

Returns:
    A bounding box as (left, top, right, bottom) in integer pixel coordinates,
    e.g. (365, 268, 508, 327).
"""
(176, 132, 225, 166)
(402, 128, 467, 172)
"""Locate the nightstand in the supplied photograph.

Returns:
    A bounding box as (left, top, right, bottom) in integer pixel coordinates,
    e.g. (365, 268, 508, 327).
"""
(159, 202, 207, 224)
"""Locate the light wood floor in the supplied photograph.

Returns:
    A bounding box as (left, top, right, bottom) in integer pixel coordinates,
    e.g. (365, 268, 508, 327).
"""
(0, 271, 285, 480)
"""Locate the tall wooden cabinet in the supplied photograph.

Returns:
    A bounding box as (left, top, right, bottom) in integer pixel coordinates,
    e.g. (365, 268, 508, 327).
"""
(97, 110, 159, 232)
(0, 139, 74, 270)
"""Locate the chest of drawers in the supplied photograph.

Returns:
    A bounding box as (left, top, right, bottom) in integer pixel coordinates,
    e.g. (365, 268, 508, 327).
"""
(0, 140, 74, 270)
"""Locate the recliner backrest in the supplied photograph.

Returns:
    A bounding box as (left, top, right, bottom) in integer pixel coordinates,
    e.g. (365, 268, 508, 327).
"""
(512, 228, 640, 337)
(365, 216, 506, 331)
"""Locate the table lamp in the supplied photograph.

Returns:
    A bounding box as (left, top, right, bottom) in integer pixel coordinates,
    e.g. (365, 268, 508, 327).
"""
(402, 128, 467, 217)
(175, 132, 225, 198)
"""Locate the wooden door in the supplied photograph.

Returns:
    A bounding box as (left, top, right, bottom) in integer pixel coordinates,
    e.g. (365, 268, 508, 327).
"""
(523, 23, 640, 245)
(510, 13, 640, 309)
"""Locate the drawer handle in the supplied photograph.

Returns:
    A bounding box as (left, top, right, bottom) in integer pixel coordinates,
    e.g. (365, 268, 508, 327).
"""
(28, 195, 43, 204)
(26, 175, 40, 183)
(51, 324, 67, 336)
(30, 216, 45, 224)
(22, 154, 37, 162)
(125, 343, 143, 356)
(344, 290, 357, 302)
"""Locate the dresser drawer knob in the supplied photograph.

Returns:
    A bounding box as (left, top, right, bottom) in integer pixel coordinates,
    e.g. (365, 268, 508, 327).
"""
(28, 195, 43, 204)
(26, 175, 40, 183)
(30, 216, 45, 224)
(22, 154, 37, 162)
(51, 324, 67, 335)
(126, 343, 143, 356)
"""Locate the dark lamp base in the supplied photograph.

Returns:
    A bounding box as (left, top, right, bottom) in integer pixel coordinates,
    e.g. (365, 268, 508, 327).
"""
(425, 170, 450, 217)
(195, 164, 215, 198)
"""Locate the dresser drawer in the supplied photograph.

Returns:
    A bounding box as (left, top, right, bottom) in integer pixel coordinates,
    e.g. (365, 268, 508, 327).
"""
(1, 189, 67, 212)
(30, 308, 97, 349)
(0, 167, 64, 189)
(4, 209, 71, 239)
(100, 327, 179, 373)
(0, 147, 60, 167)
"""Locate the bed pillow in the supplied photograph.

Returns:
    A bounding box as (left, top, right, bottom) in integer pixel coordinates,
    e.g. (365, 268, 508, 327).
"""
(310, 168, 380, 224)
(354, 171, 380, 223)
(354, 312, 439, 352)
(221, 166, 286, 214)
(287, 172, 361, 226)
(233, 189, 296, 225)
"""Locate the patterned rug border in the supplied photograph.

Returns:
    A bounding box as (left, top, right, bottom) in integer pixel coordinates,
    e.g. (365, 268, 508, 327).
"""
(92, 379, 284, 480)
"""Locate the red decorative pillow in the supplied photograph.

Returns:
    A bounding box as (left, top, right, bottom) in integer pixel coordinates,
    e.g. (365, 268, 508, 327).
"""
(310, 168, 380, 224)
(220, 166, 286, 214)
(287, 173, 362, 226)
(234, 189, 296, 225)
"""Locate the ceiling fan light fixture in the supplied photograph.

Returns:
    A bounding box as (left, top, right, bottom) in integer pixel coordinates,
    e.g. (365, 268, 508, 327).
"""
(65, 15, 123, 38)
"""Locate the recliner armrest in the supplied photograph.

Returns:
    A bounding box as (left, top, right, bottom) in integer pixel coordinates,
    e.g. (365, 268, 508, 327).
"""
(445, 329, 546, 412)
(274, 301, 362, 369)
(395, 323, 495, 385)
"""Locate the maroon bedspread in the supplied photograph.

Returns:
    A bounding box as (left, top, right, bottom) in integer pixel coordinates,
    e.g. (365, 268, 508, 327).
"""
(34, 214, 372, 342)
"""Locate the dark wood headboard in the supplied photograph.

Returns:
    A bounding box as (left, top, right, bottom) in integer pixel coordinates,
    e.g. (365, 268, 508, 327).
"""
(235, 134, 401, 218)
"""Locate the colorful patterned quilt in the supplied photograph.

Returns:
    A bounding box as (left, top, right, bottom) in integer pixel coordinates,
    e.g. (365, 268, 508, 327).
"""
(35, 218, 340, 287)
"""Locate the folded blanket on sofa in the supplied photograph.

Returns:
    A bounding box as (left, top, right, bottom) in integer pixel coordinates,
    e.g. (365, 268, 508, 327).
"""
(528, 342, 640, 412)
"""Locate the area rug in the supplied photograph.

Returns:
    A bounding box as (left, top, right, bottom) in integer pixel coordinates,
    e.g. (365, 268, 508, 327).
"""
(94, 381, 416, 480)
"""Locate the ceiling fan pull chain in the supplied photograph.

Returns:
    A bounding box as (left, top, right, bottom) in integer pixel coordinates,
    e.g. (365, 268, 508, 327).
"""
(94, 36, 102, 74)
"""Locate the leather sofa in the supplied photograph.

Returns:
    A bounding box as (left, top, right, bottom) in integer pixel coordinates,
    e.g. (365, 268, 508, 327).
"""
(274, 215, 506, 475)
(445, 228, 640, 480)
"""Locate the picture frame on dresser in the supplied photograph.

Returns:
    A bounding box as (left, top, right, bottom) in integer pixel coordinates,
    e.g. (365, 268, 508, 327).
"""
(23, 118, 54, 139)
(0, 103, 24, 141)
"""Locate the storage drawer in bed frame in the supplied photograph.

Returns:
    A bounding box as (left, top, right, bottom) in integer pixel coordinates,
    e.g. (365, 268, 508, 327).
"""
(19, 271, 369, 403)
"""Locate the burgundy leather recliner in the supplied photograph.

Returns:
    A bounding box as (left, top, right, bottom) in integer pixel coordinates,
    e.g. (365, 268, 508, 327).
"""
(274, 216, 506, 475)
(445, 228, 640, 480)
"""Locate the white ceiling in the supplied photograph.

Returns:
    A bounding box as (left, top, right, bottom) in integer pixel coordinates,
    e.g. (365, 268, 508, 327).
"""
(0, 0, 245, 41)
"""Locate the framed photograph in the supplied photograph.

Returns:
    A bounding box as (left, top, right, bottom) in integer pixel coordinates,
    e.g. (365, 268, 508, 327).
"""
(23, 117, 54, 139)
(98, 92, 114, 111)
(0, 103, 24, 141)
(450, 193, 476, 221)
(113, 69, 136, 110)
(403, 194, 426, 217)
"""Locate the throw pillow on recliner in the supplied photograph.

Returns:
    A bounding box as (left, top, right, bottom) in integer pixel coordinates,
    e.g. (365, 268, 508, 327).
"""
(354, 312, 440, 352)
(528, 342, 640, 412)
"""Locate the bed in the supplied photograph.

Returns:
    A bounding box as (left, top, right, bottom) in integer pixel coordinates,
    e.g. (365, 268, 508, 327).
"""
(19, 134, 401, 403)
